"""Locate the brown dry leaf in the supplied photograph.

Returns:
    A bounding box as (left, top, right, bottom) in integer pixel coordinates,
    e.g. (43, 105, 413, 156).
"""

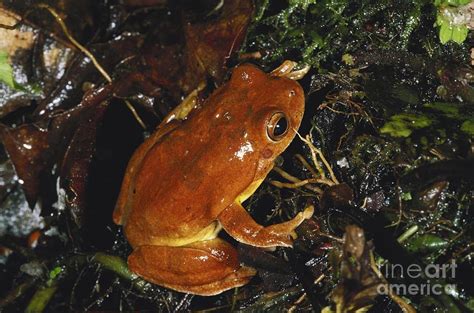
(181, 0, 254, 92)
(0, 85, 112, 206)
(0, 124, 49, 205)
(59, 100, 108, 226)
(320, 183, 354, 210)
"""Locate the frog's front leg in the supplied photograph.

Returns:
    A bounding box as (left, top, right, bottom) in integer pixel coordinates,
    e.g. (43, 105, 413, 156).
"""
(162, 82, 206, 124)
(128, 238, 256, 296)
(218, 202, 314, 248)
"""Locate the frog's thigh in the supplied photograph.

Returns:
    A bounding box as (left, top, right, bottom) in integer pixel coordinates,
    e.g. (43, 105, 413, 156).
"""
(128, 238, 256, 296)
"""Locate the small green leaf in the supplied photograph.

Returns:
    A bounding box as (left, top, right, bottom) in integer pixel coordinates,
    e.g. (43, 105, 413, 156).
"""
(0, 50, 42, 95)
(405, 234, 448, 253)
(0, 51, 16, 89)
(451, 25, 468, 43)
(439, 24, 453, 44)
(445, 0, 460, 5)
(342, 53, 354, 65)
(461, 119, 474, 137)
(49, 266, 62, 280)
(401, 192, 412, 201)
(46, 266, 63, 287)
(424, 102, 461, 118)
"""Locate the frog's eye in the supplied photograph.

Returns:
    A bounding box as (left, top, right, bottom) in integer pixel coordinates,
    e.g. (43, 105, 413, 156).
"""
(267, 112, 289, 141)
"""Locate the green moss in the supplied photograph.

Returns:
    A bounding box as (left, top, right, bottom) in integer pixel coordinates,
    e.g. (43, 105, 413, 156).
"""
(244, 0, 433, 68)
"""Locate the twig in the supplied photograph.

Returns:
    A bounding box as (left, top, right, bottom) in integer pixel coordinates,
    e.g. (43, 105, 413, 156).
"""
(296, 132, 326, 178)
(295, 154, 318, 178)
(397, 225, 418, 243)
(270, 179, 324, 193)
(308, 133, 339, 184)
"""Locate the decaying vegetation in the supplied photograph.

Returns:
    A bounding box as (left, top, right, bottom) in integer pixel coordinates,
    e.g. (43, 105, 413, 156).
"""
(0, 0, 472, 312)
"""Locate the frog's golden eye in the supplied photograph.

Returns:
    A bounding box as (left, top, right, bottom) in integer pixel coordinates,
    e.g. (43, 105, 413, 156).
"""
(267, 112, 289, 141)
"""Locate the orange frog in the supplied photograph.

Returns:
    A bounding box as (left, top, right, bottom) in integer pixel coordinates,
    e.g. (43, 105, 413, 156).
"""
(113, 62, 313, 295)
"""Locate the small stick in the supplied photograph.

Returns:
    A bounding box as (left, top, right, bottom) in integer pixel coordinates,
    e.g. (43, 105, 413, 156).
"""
(270, 179, 324, 194)
(296, 132, 326, 179)
(308, 133, 339, 184)
(295, 154, 319, 178)
(273, 166, 302, 183)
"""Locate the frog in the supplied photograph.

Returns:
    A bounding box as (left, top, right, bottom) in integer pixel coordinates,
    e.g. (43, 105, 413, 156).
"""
(113, 61, 313, 296)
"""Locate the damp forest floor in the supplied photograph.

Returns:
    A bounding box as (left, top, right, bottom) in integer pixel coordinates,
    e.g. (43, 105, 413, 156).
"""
(0, 0, 473, 312)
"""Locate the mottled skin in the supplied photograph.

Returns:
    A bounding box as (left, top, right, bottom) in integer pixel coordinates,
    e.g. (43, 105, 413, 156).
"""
(113, 63, 312, 295)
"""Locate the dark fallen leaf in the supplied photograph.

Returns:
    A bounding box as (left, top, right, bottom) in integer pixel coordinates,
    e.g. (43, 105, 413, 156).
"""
(59, 100, 109, 226)
(0, 123, 49, 205)
(364, 190, 386, 212)
(0, 8, 72, 119)
(259, 270, 296, 292)
(238, 244, 291, 274)
(123, 0, 167, 7)
(33, 33, 144, 119)
(412, 180, 448, 212)
(3, 0, 101, 45)
(320, 183, 354, 210)
(180, 0, 254, 92)
(0, 85, 113, 206)
(238, 244, 295, 292)
(400, 159, 474, 190)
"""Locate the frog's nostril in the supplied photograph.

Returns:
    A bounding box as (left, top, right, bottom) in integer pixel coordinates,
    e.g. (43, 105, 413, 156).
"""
(289, 90, 296, 97)
(262, 148, 273, 159)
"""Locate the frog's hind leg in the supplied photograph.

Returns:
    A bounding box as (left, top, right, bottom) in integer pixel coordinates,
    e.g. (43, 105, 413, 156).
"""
(128, 238, 256, 296)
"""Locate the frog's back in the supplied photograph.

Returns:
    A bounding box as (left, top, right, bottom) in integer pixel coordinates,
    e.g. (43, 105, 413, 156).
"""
(116, 63, 305, 248)
(122, 86, 261, 247)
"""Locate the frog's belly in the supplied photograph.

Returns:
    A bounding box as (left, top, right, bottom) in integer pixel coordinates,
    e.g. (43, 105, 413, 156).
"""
(153, 221, 221, 247)
(123, 201, 222, 248)
(124, 221, 221, 248)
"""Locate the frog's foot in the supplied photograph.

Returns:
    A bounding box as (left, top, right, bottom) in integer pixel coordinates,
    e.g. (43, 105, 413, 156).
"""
(270, 60, 310, 80)
(128, 238, 256, 296)
(218, 202, 314, 248)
